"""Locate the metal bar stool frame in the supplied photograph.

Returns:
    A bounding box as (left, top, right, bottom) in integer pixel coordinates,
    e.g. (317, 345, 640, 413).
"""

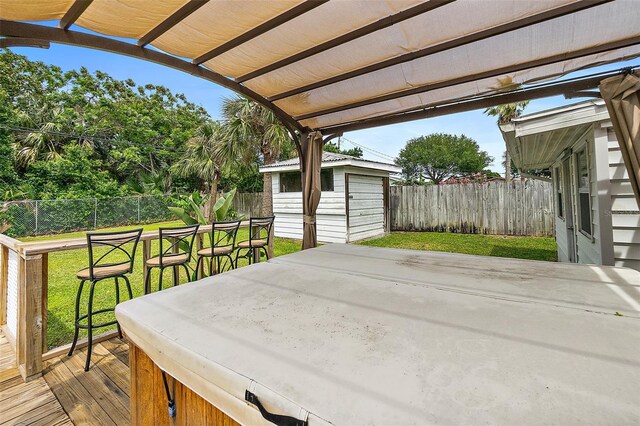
(69, 228, 142, 371)
(234, 216, 275, 267)
(144, 224, 200, 294)
(196, 220, 241, 278)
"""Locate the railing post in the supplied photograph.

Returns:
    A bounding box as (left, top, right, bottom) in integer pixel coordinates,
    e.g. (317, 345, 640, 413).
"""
(41, 253, 48, 354)
(0, 245, 8, 326)
(16, 253, 44, 381)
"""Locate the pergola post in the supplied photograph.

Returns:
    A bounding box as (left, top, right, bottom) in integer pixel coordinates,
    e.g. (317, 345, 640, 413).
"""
(299, 131, 324, 250)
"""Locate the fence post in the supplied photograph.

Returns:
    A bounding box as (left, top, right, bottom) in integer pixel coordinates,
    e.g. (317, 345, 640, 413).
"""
(138, 196, 141, 223)
(94, 198, 98, 229)
(34, 200, 38, 236)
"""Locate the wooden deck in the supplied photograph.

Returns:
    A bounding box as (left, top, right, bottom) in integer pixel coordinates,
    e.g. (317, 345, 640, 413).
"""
(0, 332, 130, 425)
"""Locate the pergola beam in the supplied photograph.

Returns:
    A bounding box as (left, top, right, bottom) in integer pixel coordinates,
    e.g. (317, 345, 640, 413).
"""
(0, 20, 304, 133)
(0, 38, 49, 49)
(235, 0, 455, 83)
(268, 0, 613, 101)
(192, 0, 329, 65)
(59, 0, 93, 30)
(296, 34, 640, 121)
(137, 0, 209, 47)
(319, 73, 616, 134)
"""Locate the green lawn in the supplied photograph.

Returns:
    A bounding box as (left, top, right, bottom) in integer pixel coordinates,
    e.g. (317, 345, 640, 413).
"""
(357, 231, 558, 262)
(26, 224, 556, 349)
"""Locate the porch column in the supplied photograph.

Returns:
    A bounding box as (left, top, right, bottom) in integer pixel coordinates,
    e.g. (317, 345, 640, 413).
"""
(599, 71, 640, 207)
(300, 131, 323, 250)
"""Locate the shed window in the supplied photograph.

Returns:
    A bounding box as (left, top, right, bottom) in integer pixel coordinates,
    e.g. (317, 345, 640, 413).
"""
(280, 169, 334, 192)
(575, 148, 592, 237)
(554, 166, 563, 219)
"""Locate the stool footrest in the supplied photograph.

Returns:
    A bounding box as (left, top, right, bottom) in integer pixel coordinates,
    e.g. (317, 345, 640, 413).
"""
(75, 307, 118, 329)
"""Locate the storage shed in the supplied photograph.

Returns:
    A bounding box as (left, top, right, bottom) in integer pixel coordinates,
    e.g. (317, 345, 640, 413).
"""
(260, 153, 400, 243)
(501, 100, 640, 271)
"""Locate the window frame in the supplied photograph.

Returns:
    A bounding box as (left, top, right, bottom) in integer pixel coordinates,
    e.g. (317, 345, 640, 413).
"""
(554, 165, 564, 220)
(574, 145, 593, 238)
(279, 168, 335, 193)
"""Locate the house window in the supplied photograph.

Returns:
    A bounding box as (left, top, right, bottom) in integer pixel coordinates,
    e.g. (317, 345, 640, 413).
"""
(575, 148, 592, 236)
(554, 166, 563, 219)
(280, 169, 334, 192)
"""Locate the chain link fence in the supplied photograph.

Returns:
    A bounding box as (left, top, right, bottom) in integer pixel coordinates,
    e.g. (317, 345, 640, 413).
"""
(0, 195, 179, 237)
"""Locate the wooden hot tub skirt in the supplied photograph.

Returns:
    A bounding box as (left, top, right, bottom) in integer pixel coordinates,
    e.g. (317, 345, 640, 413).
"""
(129, 343, 239, 426)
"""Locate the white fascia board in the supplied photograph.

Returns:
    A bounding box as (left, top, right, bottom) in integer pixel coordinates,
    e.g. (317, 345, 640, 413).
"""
(513, 102, 609, 138)
(260, 159, 399, 174)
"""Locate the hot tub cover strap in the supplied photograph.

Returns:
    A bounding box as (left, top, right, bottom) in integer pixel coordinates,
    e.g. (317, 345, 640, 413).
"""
(245, 390, 307, 426)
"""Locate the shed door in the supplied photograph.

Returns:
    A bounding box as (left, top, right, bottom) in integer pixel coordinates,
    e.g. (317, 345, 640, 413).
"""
(347, 174, 385, 242)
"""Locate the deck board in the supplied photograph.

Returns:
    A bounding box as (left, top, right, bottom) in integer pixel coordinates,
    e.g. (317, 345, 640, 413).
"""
(0, 331, 131, 426)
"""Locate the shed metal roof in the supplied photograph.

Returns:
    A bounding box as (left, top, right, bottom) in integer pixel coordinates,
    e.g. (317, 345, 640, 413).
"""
(1, 0, 639, 135)
(259, 152, 401, 173)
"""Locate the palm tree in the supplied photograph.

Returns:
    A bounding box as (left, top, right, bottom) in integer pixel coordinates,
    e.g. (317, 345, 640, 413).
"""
(13, 105, 69, 168)
(484, 101, 529, 180)
(218, 96, 293, 217)
(172, 122, 224, 221)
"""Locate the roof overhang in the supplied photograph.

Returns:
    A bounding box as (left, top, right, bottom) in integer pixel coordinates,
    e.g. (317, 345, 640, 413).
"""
(2, 0, 640, 134)
(500, 100, 610, 170)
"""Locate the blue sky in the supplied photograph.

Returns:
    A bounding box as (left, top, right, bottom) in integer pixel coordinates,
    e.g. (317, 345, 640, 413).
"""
(11, 42, 639, 174)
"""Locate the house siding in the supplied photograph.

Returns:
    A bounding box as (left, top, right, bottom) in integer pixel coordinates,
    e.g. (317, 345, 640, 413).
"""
(272, 167, 348, 243)
(607, 127, 640, 271)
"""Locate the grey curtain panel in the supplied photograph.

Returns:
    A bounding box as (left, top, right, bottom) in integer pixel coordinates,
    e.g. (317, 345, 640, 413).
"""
(301, 131, 323, 250)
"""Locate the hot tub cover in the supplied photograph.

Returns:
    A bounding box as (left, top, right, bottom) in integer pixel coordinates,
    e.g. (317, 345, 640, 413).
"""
(116, 244, 640, 425)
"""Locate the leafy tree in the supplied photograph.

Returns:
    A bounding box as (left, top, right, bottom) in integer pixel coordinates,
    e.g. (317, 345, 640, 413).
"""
(218, 96, 294, 215)
(0, 90, 17, 199)
(324, 141, 363, 158)
(23, 145, 123, 199)
(484, 102, 529, 180)
(126, 171, 173, 195)
(396, 133, 492, 184)
(483, 169, 502, 179)
(0, 51, 210, 199)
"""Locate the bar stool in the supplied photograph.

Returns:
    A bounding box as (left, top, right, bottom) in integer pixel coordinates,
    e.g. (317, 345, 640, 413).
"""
(144, 224, 199, 294)
(69, 228, 142, 371)
(195, 220, 241, 277)
(235, 216, 275, 267)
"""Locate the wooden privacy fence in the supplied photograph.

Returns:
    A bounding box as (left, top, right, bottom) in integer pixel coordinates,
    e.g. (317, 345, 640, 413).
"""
(233, 192, 262, 218)
(390, 180, 555, 236)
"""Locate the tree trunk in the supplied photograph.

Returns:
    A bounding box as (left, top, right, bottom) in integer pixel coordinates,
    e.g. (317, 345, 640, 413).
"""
(206, 176, 218, 222)
(504, 149, 512, 181)
(262, 151, 276, 258)
(262, 172, 273, 217)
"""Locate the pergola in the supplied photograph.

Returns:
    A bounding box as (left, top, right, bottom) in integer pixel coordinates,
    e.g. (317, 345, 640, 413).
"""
(1, 0, 640, 249)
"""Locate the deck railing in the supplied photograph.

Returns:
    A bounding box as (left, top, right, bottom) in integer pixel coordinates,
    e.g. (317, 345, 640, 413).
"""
(0, 222, 256, 382)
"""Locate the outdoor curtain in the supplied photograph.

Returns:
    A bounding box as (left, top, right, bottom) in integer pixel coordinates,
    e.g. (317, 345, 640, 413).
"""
(301, 131, 323, 250)
(600, 72, 640, 208)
